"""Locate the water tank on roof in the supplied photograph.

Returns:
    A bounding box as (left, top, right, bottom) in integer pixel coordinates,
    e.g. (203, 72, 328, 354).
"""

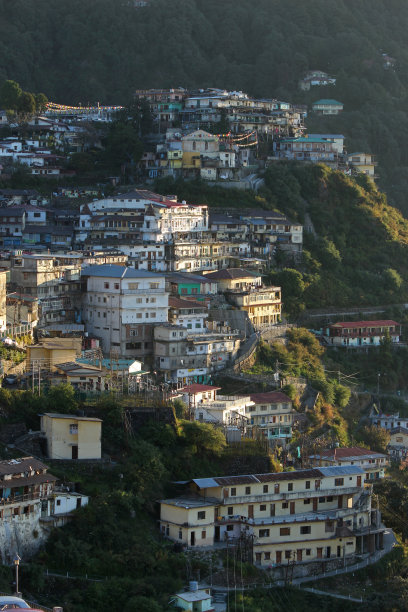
(189, 581, 198, 592)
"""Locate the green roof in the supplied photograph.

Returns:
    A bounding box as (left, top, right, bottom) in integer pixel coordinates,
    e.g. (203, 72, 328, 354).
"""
(312, 99, 343, 106)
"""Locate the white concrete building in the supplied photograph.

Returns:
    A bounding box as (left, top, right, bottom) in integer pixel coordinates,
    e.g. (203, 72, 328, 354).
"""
(81, 264, 168, 359)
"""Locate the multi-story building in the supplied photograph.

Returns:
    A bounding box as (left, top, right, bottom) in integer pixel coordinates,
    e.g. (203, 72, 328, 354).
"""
(369, 410, 408, 430)
(168, 296, 208, 331)
(227, 285, 282, 329)
(154, 324, 240, 385)
(40, 413, 102, 460)
(312, 99, 344, 115)
(9, 253, 82, 327)
(324, 320, 401, 347)
(347, 152, 378, 179)
(247, 392, 297, 444)
(159, 466, 385, 571)
(81, 264, 168, 359)
(309, 447, 388, 482)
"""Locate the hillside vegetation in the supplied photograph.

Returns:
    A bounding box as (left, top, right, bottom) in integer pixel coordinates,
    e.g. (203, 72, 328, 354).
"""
(3, 0, 408, 208)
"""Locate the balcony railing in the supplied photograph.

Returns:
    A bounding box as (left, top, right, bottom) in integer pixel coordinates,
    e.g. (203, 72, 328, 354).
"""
(222, 485, 362, 505)
(0, 491, 45, 506)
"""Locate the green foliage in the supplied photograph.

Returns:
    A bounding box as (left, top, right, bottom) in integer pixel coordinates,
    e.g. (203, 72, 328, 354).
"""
(178, 420, 227, 456)
(0, 79, 22, 110)
(356, 425, 390, 453)
(46, 383, 79, 414)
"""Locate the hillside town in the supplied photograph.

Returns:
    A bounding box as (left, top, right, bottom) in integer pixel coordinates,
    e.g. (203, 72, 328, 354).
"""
(0, 82, 404, 611)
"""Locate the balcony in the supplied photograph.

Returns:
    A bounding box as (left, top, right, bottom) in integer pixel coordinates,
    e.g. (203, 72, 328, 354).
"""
(0, 491, 45, 506)
(121, 287, 164, 294)
(222, 486, 361, 505)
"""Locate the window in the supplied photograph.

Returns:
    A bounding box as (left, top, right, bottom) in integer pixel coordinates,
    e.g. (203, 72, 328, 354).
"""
(231, 488, 236, 496)
(319, 497, 325, 503)
(255, 553, 262, 563)
(201, 530, 206, 539)
(305, 481, 310, 489)
(227, 507, 233, 515)
(335, 478, 344, 487)
(226, 525, 234, 532)
(104, 282, 109, 289)
(285, 550, 291, 559)
(197, 511, 206, 520)
(69, 424, 78, 434)
(259, 529, 270, 537)
(128, 283, 139, 290)
(306, 549, 311, 556)
(326, 496, 333, 502)
(260, 505, 266, 511)
(280, 527, 290, 536)
(150, 282, 159, 289)
(303, 499, 311, 505)
(245, 486, 251, 495)
(264, 552, 271, 560)
(300, 526, 311, 534)
(56, 499, 61, 506)
(114, 283, 119, 289)
(263, 485, 269, 493)
(178, 530, 182, 539)
(282, 502, 288, 509)
(288, 483, 293, 491)
(274, 484, 280, 494)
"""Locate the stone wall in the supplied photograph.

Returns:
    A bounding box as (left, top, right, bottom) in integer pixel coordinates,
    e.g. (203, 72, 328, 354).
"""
(0, 503, 51, 563)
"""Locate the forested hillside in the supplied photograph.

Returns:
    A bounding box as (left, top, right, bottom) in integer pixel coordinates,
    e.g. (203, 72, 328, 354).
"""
(2, 0, 408, 209)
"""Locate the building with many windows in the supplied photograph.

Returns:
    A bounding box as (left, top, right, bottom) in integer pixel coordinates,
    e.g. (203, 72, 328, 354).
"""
(159, 466, 385, 573)
(81, 264, 168, 359)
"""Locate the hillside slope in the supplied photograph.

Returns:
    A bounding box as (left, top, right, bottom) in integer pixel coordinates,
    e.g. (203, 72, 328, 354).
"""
(2, 0, 408, 207)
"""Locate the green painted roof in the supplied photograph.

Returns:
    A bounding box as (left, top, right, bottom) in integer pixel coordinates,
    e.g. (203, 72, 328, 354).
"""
(312, 99, 343, 105)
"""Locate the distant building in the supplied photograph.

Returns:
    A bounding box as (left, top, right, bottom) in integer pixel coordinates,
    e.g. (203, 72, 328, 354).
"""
(309, 447, 388, 481)
(388, 427, 408, 460)
(248, 391, 297, 444)
(324, 320, 401, 347)
(348, 152, 378, 179)
(40, 413, 102, 460)
(299, 71, 336, 91)
(171, 587, 214, 612)
(312, 99, 343, 115)
(26, 337, 82, 372)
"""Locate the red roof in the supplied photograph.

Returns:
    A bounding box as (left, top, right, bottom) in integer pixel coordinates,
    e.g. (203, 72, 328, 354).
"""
(330, 320, 399, 329)
(250, 391, 291, 404)
(321, 446, 385, 459)
(180, 384, 221, 394)
(169, 296, 206, 309)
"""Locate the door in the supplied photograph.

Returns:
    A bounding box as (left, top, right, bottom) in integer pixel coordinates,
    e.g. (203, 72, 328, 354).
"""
(357, 476, 362, 487)
(76, 498, 82, 509)
(326, 546, 331, 558)
(338, 495, 343, 509)
(317, 547, 323, 559)
(270, 504, 275, 517)
(190, 532, 195, 546)
(276, 551, 282, 564)
(297, 549, 302, 562)
(248, 505, 254, 519)
(290, 502, 295, 515)
(337, 546, 341, 557)
(313, 498, 318, 511)
(214, 526, 220, 542)
(71, 445, 78, 460)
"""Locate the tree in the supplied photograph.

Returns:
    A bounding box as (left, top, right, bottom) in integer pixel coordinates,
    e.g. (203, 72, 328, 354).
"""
(179, 421, 227, 456)
(18, 91, 36, 117)
(0, 80, 22, 110)
(34, 93, 48, 114)
(356, 425, 390, 453)
(46, 383, 79, 414)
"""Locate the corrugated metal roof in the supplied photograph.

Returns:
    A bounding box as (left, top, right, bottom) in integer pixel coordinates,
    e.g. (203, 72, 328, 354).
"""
(318, 466, 364, 476)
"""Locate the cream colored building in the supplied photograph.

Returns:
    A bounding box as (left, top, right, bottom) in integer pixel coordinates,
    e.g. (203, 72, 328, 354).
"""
(204, 268, 261, 293)
(160, 466, 385, 568)
(348, 153, 377, 178)
(228, 286, 282, 328)
(26, 337, 82, 372)
(248, 391, 297, 443)
(309, 447, 388, 481)
(40, 413, 102, 460)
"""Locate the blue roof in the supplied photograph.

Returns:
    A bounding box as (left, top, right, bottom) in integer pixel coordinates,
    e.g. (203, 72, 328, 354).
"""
(81, 264, 162, 278)
(318, 466, 364, 476)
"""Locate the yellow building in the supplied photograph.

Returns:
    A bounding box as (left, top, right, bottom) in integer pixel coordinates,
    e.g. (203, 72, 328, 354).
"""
(160, 466, 385, 570)
(40, 413, 102, 460)
(27, 337, 82, 372)
(348, 152, 378, 179)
